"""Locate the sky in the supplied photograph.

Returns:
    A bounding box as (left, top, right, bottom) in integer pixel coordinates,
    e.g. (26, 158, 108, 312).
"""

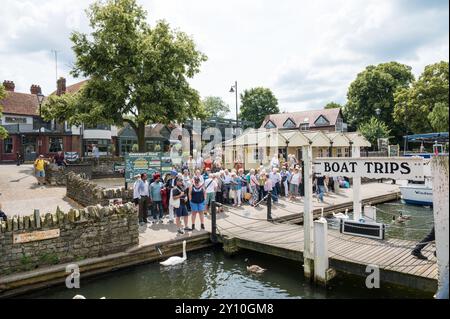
(0, 0, 448, 119)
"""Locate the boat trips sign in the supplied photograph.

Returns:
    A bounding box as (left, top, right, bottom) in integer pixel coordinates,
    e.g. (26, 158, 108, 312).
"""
(314, 157, 425, 180)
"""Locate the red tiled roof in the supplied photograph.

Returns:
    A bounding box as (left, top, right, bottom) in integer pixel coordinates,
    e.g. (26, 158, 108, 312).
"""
(0, 91, 41, 116)
(261, 108, 342, 129)
(50, 79, 88, 95)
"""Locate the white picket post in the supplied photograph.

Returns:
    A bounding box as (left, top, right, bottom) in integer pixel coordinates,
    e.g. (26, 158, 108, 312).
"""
(314, 218, 328, 285)
(352, 145, 362, 221)
(302, 144, 314, 279)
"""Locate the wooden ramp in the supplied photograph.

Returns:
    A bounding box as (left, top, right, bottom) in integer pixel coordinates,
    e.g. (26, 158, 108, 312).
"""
(214, 184, 437, 292)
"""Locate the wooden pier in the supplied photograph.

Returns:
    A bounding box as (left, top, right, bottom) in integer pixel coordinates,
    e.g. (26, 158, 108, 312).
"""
(214, 182, 438, 292)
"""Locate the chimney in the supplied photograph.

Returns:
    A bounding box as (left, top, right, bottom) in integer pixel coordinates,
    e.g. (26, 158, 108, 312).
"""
(30, 84, 42, 95)
(3, 80, 15, 92)
(56, 77, 66, 96)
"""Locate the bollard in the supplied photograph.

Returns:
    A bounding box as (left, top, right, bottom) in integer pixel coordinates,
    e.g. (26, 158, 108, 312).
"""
(211, 201, 218, 243)
(267, 191, 272, 221)
(314, 217, 334, 285)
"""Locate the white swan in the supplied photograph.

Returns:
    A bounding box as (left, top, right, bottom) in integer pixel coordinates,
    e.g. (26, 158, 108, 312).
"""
(333, 209, 349, 220)
(73, 295, 106, 299)
(160, 240, 187, 266)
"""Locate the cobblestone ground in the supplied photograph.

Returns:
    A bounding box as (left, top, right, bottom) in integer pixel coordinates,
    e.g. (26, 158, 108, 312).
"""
(0, 164, 82, 217)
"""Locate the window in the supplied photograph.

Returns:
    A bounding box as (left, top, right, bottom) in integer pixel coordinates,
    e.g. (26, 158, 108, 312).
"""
(300, 123, 309, 131)
(283, 118, 296, 129)
(337, 148, 343, 157)
(3, 138, 13, 153)
(48, 137, 63, 153)
(121, 139, 137, 155)
(335, 117, 343, 132)
(297, 148, 302, 161)
(253, 148, 261, 161)
(318, 148, 329, 157)
(314, 115, 330, 126)
(264, 120, 276, 129)
(84, 123, 111, 130)
(344, 147, 350, 157)
(5, 116, 27, 124)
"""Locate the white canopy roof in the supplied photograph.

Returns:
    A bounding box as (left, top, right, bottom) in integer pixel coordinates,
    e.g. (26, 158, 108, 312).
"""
(224, 129, 371, 148)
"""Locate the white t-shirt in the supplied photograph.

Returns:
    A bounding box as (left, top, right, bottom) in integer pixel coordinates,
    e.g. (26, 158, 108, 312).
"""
(270, 157, 279, 167)
(290, 173, 301, 185)
(205, 179, 218, 193)
(269, 172, 281, 184)
(133, 180, 141, 199)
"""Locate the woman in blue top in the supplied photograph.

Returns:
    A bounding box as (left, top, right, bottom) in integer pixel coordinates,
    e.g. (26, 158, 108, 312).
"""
(189, 176, 206, 230)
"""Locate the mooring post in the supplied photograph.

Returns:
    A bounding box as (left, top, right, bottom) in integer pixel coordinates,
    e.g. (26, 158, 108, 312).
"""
(351, 144, 362, 221)
(267, 191, 272, 221)
(211, 201, 218, 243)
(314, 217, 330, 285)
(302, 143, 314, 279)
(431, 156, 449, 299)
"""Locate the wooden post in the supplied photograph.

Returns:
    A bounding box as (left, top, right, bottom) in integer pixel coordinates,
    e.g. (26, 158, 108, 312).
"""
(351, 145, 362, 221)
(314, 217, 329, 285)
(267, 191, 272, 221)
(211, 201, 218, 243)
(302, 144, 314, 279)
(431, 156, 449, 298)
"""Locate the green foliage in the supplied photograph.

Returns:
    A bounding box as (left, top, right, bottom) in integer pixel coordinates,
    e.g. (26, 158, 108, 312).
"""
(358, 117, 391, 148)
(0, 84, 8, 139)
(131, 144, 139, 152)
(428, 102, 449, 132)
(344, 61, 414, 141)
(394, 61, 449, 133)
(202, 96, 230, 118)
(38, 253, 60, 265)
(43, 0, 207, 151)
(240, 87, 279, 127)
(20, 254, 35, 271)
(324, 102, 342, 109)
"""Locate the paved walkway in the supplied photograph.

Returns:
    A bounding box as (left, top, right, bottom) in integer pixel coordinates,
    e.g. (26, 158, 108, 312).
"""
(0, 164, 82, 217)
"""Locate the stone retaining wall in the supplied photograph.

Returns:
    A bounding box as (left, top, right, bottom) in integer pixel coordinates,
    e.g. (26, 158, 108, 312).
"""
(66, 172, 133, 207)
(80, 157, 124, 178)
(45, 164, 93, 186)
(0, 203, 139, 276)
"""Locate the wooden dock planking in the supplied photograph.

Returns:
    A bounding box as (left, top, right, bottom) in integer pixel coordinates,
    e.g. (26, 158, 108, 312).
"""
(215, 184, 438, 291)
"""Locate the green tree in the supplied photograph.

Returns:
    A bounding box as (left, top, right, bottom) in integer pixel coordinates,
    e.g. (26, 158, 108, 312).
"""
(344, 62, 414, 141)
(428, 102, 449, 132)
(393, 61, 449, 133)
(358, 117, 391, 148)
(0, 85, 8, 139)
(202, 96, 230, 118)
(42, 0, 207, 151)
(240, 87, 279, 127)
(324, 102, 342, 109)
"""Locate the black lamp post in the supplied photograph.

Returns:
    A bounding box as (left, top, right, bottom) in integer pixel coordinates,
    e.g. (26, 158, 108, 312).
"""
(229, 81, 238, 125)
(36, 93, 45, 155)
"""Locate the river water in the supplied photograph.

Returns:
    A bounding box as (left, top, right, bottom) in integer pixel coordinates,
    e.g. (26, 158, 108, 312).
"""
(18, 200, 434, 299)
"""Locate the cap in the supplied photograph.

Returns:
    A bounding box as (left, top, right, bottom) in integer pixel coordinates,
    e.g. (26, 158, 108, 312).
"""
(170, 170, 178, 176)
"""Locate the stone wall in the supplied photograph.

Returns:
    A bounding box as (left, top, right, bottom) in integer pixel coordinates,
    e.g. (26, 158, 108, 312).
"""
(66, 172, 133, 207)
(0, 203, 139, 276)
(45, 163, 93, 186)
(80, 157, 124, 178)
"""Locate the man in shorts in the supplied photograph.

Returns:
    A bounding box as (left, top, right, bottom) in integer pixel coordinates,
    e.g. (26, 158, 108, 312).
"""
(34, 155, 48, 185)
(172, 178, 191, 234)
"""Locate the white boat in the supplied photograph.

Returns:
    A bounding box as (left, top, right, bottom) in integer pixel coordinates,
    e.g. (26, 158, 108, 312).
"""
(399, 181, 433, 206)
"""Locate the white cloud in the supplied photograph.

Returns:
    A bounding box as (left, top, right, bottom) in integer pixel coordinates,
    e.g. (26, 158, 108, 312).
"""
(0, 0, 448, 116)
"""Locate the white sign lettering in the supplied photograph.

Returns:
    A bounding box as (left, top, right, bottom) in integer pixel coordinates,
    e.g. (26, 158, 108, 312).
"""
(314, 157, 425, 180)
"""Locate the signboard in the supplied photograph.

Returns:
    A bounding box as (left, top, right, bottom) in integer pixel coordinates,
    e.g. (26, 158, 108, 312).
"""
(13, 229, 60, 244)
(313, 157, 425, 181)
(125, 152, 172, 182)
(377, 138, 389, 152)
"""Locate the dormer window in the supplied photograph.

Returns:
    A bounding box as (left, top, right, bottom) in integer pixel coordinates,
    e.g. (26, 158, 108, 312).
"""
(283, 118, 296, 128)
(300, 123, 309, 131)
(314, 115, 330, 126)
(264, 120, 276, 129)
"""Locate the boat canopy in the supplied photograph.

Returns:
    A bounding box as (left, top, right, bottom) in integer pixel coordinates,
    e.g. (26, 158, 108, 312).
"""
(404, 132, 449, 143)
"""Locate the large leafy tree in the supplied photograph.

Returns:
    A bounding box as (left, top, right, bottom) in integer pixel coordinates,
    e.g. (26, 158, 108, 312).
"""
(0, 85, 7, 139)
(240, 87, 279, 127)
(358, 117, 391, 148)
(202, 96, 230, 119)
(324, 102, 342, 109)
(393, 61, 449, 133)
(344, 62, 414, 141)
(42, 0, 207, 151)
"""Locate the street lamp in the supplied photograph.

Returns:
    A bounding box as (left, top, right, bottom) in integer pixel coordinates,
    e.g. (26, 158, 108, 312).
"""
(36, 92, 45, 155)
(229, 81, 238, 124)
